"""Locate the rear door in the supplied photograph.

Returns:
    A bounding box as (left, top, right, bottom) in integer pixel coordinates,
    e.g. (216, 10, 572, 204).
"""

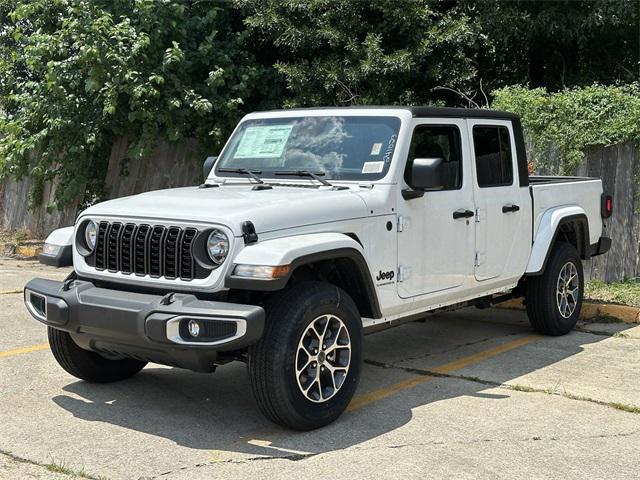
(468, 120, 531, 283)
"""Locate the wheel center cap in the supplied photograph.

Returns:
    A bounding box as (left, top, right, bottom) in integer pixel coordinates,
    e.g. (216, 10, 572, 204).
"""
(318, 351, 326, 363)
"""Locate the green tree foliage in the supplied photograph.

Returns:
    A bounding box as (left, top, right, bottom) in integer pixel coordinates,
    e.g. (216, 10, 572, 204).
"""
(0, 0, 638, 210)
(0, 0, 275, 208)
(236, 0, 478, 106)
(492, 84, 640, 174)
(465, 0, 639, 92)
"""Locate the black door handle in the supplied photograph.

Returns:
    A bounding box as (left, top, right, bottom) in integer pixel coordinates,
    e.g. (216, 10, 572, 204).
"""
(502, 204, 520, 213)
(453, 209, 474, 220)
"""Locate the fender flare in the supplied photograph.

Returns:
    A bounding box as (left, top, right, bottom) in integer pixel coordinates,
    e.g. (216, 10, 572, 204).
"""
(226, 232, 382, 318)
(526, 206, 590, 275)
(39, 226, 74, 267)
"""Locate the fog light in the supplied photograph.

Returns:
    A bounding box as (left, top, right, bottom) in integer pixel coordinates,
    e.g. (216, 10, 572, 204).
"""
(187, 319, 200, 337)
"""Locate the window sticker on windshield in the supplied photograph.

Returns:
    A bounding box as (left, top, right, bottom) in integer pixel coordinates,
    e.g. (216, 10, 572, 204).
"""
(370, 143, 382, 155)
(362, 161, 384, 174)
(235, 125, 293, 158)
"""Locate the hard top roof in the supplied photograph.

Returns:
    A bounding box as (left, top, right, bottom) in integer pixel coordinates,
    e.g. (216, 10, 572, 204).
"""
(257, 105, 520, 121)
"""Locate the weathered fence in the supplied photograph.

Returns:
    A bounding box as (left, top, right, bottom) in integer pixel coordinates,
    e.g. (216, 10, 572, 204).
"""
(577, 143, 639, 282)
(0, 137, 202, 236)
(0, 139, 637, 282)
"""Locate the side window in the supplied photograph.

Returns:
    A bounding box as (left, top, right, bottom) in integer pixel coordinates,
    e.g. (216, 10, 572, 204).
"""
(405, 125, 462, 190)
(473, 126, 513, 187)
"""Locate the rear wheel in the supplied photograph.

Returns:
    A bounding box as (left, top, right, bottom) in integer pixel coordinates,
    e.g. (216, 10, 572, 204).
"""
(248, 281, 363, 430)
(525, 242, 584, 335)
(48, 328, 147, 382)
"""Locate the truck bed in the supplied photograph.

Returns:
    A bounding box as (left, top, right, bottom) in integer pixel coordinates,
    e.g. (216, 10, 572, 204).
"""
(529, 176, 604, 246)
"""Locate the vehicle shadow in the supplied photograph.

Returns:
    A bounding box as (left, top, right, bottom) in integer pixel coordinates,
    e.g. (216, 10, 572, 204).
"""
(51, 307, 633, 459)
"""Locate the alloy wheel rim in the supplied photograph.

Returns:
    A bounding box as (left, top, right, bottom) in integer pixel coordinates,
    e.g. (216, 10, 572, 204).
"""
(295, 314, 351, 403)
(556, 261, 579, 319)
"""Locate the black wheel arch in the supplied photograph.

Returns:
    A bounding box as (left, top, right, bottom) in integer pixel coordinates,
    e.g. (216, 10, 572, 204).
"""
(528, 213, 590, 276)
(226, 247, 382, 319)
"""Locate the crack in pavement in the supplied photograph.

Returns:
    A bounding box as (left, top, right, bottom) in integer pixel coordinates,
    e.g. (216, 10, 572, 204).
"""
(0, 449, 105, 480)
(362, 359, 640, 415)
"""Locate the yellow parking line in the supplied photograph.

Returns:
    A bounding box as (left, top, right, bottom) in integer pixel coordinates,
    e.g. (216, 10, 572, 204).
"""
(0, 289, 22, 295)
(0, 343, 49, 358)
(348, 334, 542, 411)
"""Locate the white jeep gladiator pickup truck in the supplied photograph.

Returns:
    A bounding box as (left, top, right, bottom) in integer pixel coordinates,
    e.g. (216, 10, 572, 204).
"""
(25, 107, 612, 430)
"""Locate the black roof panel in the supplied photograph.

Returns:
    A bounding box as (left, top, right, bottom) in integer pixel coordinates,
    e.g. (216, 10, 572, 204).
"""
(257, 105, 519, 120)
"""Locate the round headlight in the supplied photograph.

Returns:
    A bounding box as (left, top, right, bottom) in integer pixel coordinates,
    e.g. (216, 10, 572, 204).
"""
(84, 220, 98, 251)
(206, 229, 229, 265)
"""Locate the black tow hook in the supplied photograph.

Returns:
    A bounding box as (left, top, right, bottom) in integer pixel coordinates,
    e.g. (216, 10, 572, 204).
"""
(62, 271, 78, 291)
(160, 292, 176, 305)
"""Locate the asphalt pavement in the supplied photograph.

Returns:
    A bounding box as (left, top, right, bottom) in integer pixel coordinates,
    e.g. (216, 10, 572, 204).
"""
(1, 257, 639, 479)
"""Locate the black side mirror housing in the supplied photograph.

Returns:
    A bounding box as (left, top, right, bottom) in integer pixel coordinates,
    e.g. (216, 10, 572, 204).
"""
(203, 156, 217, 180)
(403, 157, 444, 200)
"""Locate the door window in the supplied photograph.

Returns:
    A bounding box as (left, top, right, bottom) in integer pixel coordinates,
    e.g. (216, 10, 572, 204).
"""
(473, 126, 513, 187)
(405, 125, 462, 190)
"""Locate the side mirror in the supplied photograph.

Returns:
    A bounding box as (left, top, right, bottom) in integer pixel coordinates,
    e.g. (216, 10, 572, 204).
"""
(403, 157, 444, 199)
(203, 156, 217, 180)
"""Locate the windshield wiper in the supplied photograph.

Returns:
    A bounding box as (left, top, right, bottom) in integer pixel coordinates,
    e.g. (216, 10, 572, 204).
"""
(274, 170, 332, 187)
(218, 168, 264, 184)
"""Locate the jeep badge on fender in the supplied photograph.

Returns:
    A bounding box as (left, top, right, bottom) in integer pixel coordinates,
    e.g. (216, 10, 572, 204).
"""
(376, 270, 395, 282)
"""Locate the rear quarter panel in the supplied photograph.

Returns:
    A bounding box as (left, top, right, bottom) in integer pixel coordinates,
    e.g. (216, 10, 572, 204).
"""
(531, 179, 604, 245)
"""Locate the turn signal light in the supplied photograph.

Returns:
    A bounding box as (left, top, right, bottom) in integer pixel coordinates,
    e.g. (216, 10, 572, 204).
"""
(233, 264, 291, 279)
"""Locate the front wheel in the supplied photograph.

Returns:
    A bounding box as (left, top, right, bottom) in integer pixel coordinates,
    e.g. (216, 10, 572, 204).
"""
(525, 242, 584, 335)
(48, 328, 147, 382)
(248, 282, 363, 430)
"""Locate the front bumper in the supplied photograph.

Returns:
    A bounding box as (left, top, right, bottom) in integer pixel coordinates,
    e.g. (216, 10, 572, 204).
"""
(23, 278, 265, 372)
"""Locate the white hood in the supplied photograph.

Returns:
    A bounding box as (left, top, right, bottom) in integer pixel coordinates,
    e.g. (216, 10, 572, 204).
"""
(81, 184, 370, 236)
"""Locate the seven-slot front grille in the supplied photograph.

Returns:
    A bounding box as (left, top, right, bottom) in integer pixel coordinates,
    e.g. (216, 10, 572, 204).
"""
(92, 222, 207, 280)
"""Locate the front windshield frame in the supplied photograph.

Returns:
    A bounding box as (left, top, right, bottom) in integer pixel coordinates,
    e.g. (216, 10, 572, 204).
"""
(213, 115, 402, 182)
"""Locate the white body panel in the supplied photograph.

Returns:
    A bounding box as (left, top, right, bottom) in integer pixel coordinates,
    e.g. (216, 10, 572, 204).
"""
(530, 179, 603, 245)
(69, 107, 607, 324)
(396, 117, 476, 299)
(45, 226, 74, 247)
(466, 118, 532, 285)
(232, 233, 365, 266)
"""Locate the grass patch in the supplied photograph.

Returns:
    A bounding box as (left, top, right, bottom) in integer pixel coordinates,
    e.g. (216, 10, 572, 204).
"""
(585, 279, 640, 307)
(46, 462, 77, 476)
(0, 229, 32, 243)
(609, 402, 640, 414)
(509, 384, 536, 393)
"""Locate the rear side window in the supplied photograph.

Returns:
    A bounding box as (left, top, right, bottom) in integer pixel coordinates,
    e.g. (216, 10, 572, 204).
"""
(473, 126, 513, 187)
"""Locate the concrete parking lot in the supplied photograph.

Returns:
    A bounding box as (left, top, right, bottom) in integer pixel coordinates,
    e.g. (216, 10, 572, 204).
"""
(1, 257, 639, 479)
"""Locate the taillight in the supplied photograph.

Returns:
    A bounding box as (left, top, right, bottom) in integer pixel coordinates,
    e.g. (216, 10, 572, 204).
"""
(601, 194, 613, 218)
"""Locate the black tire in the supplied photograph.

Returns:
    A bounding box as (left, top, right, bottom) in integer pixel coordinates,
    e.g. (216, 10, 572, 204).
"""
(48, 328, 147, 382)
(525, 242, 584, 336)
(248, 281, 363, 430)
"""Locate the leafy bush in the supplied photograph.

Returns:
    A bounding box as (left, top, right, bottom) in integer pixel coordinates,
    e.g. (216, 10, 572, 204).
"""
(0, 0, 275, 208)
(492, 84, 640, 174)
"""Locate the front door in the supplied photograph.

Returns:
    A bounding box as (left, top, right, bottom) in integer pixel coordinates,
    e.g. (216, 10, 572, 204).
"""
(397, 119, 476, 299)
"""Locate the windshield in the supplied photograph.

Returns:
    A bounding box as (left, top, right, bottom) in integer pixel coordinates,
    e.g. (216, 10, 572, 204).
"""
(214, 116, 401, 181)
